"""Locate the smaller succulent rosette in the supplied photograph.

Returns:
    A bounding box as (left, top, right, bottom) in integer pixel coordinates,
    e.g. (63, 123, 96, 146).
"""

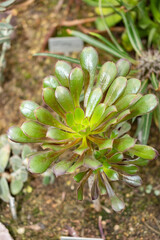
(8, 47, 158, 212)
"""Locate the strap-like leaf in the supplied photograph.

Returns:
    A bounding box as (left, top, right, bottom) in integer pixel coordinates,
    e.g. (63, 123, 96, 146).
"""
(141, 112, 153, 144)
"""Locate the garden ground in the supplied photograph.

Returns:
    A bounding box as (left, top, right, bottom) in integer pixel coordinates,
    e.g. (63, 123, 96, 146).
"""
(0, 1, 160, 239)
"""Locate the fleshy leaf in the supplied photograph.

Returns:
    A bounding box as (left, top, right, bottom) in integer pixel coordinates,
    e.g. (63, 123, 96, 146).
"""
(55, 61, 71, 87)
(67, 158, 83, 173)
(98, 139, 113, 150)
(116, 122, 131, 138)
(0, 144, 10, 172)
(0, 177, 10, 202)
(43, 75, 59, 89)
(110, 195, 125, 212)
(122, 78, 141, 96)
(80, 47, 98, 107)
(77, 183, 84, 201)
(10, 179, 23, 195)
(10, 155, 22, 171)
(117, 109, 131, 122)
(34, 107, 64, 129)
(100, 105, 117, 123)
(43, 88, 65, 117)
(21, 121, 47, 139)
(104, 168, 119, 181)
(28, 151, 57, 173)
(115, 164, 138, 175)
(104, 77, 127, 106)
(98, 173, 107, 195)
(102, 172, 125, 212)
(74, 171, 87, 183)
(47, 128, 75, 140)
(116, 59, 131, 77)
(96, 61, 117, 92)
(20, 101, 39, 120)
(8, 126, 42, 143)
(91, 177, 99, 200)
(55, 86, 74, 113)
(86, 87, 102, 118)
(90, 103, 106, 129)
(125, 157, 149, 166)
(53, 159, 74, 177)
(122, 175, 142, 187)
(128, 144, 158, 160)
(69, 67, 83, 107)
(108, 153, 123, 163)
(84, 157, 102, 169)
(115, 93, 142, 112)
(113, 135, 136, 152)
(80, 46, 98, 79)
(21, 144, 32, 160)
(74, 137, 89, 155)
(74, 108, 85, 124)
(124, 94, 158, 121)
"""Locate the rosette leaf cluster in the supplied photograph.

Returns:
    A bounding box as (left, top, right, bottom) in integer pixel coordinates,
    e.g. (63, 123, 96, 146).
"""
(8, 47, 158, 212)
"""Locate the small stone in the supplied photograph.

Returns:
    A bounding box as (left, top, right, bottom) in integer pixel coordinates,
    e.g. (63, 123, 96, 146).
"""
(154, 190, 160, 196)
(114, 224, 120, 231)
(0, 223, 13, 240)
(17, 227, 25, 235)
(129, 226, 134, 232)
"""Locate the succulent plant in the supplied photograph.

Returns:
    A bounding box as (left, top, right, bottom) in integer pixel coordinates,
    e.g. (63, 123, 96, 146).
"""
(8, 47, 158, 212)
(0, 0, 15, 83)
(0, 134, 54, 218)
(0, 134, 30, 218)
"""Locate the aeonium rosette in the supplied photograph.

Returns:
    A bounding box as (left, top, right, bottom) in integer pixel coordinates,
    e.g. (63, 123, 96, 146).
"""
(8, 47, 159, 212)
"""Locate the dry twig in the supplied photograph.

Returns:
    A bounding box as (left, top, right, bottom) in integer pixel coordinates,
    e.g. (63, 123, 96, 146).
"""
(98, 216, 105, 240)
(144, 222, 160, 236)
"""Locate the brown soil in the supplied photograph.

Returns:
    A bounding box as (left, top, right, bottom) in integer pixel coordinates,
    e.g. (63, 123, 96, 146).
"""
(0, 1, 160, 239)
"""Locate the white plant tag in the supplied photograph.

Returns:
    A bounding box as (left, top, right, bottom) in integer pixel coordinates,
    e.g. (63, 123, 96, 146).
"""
(61, 237, 103, 240)
(48, 37, 84, 55)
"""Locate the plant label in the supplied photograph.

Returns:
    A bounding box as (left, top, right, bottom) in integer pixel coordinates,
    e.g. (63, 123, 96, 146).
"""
(48, 37, 84, 55)
(61, 237, 103, 240)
